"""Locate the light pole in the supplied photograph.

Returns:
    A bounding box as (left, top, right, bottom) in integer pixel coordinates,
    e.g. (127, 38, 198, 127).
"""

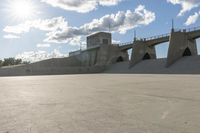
(134, 30, 137, 41)
(80, 42, 82, 52)
(172, 19, 174, 32)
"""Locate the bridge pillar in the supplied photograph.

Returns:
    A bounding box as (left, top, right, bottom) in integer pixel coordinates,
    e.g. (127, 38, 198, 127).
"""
(130, 40, 156, 67)
(166, 31, 197, 67)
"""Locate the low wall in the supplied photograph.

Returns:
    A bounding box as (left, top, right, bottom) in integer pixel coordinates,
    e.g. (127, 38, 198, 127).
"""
(0, 65, 105, 76)
(0, 56, 105, 76)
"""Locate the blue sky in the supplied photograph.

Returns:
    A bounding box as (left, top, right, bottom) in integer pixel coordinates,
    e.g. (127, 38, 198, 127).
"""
(0, 0, 200, 62)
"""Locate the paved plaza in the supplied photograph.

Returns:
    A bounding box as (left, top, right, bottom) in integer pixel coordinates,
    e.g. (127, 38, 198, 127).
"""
(0, 74, 200, 133)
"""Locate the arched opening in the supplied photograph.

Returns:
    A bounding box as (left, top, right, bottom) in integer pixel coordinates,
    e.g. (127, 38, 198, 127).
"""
(116, 56, 124, 62)
(143, 53, 151, 60)
(128, 49, 132, 60)
(183, 47, 192, 56)
(155, 42, 169, 59)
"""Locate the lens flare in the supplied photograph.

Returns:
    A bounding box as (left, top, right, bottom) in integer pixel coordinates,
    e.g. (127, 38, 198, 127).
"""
(7, 0, 37, 20)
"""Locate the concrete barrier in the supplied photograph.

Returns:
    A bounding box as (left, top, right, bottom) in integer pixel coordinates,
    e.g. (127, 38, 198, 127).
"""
(0, 57, 106, 76)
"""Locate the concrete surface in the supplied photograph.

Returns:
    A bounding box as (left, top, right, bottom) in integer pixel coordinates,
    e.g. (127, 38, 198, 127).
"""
(0, 74, 200, 133)
(130, 40, 156, 67)
(0, 65, 105, 76)
(167, 31, 197, 67)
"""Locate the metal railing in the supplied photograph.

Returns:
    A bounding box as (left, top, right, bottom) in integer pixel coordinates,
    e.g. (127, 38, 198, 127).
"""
(186, 26, 200, 32)
(115, 33, 170, 47)
(118, 41, 134, 46)
(173, 26, 200, 33)
(144, 33, 170, 41)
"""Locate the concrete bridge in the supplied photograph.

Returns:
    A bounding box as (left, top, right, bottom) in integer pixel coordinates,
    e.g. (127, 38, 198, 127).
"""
(115, 26, 200, 67)
(119, 33, 170, 51)
(68, 26, 200, 68)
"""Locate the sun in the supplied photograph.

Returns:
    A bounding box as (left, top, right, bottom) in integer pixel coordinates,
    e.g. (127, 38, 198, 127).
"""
(7, 0, 36, 20)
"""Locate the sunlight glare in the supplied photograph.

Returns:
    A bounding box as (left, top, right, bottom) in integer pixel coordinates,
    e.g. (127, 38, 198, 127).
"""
(8, 0, 36, 20)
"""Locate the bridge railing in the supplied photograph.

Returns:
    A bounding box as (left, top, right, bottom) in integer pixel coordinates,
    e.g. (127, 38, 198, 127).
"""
(186, 26, 200, 32)
(173, 26, 200, 32)
(119, 41, 134, 46)
(115, 33, 170, 46)
(114, 26, 200, 47)
(144, 33, 170, 41)
(113, 41, 134, 46)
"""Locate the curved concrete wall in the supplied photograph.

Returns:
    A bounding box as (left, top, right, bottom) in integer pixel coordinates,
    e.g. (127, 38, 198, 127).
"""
(0, 56, 105, 76)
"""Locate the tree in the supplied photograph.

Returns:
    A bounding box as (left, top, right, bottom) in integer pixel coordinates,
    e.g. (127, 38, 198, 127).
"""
(0, 58, 30, 67)
(3, 58, 15, 66)
(22, 61, 30, 64)
(14, 59, 22, 65)
(0, 60, 2, 67)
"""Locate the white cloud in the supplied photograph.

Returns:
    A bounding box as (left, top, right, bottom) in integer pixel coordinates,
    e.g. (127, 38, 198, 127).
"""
(3, 34, 20, 39)
(41, 0, 123, 13)
(45, 5, 155, 43)
(16, 49, 68, 62)
(99, 0, 123, 6)
(3, 17, 68, 34)
(4, 5, 155, 44)
(112, 39, 121, 43)
(37, 43, 51, 48)
(185, 12, 200, 25)
(167, 0, 200, 16)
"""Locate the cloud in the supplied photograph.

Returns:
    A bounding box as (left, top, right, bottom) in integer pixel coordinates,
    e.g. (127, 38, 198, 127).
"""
(41, 0, 123, 13)
(4, 5, 155, 44)
(3, 34, 20, 39)
(37, 43, 51, 48)
(16, 49, 68, 62)
(167, 0, 200, 16)
(3, 17, 68, 34)
(112, 39, 121, 43)
(45, 5, 155, 43)
(99, 0, 123, 6)
(185, 12, 200, 25)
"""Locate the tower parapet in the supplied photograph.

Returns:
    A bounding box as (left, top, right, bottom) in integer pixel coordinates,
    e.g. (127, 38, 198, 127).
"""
(87, 32, 112, 48)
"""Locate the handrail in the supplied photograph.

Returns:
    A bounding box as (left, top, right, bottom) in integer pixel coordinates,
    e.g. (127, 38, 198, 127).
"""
(144, 33, 170, 41)
(173, 26, 200, 33)
(116, 33, 170, 46)
(186, 26, 200, 32)
(118, 41, 133, 46)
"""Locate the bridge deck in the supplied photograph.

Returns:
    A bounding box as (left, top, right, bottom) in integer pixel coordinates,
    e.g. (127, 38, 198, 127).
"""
(78, 26, 200, 52)
(118, 26, 200, 50)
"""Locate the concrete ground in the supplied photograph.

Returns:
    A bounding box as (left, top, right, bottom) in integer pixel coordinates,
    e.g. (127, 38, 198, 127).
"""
(0, 74, 200, 133)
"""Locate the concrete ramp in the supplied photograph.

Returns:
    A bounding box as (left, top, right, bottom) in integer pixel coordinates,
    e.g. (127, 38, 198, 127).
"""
(0, 56, 106, 76)
(105, 55, 200, 74)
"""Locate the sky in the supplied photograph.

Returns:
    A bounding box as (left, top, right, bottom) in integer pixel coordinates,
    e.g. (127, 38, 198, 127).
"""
(0, 0, 200, 62)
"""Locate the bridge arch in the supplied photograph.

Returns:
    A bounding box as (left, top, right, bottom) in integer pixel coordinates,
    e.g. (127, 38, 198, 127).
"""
(143, 53, 151, 60)
(183, 47, 192, 56)
(116, 56, 124, 62)
(108, 55, 128, 64)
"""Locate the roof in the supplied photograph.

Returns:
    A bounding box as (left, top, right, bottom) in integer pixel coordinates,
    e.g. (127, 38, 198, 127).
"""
(87, 32, 111, 38)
